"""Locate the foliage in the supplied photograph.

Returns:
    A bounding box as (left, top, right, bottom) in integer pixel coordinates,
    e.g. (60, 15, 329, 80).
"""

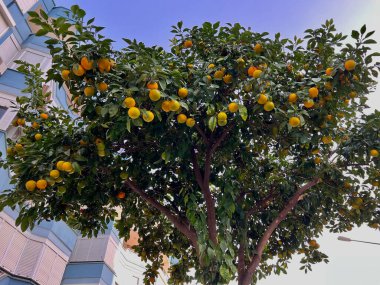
(1, 5, 380, 285)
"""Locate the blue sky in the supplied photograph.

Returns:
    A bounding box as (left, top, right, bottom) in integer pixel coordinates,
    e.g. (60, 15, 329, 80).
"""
(54, 1, 380, 284)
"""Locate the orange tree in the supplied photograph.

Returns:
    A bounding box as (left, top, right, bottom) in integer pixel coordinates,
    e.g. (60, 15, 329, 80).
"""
(1, 5, 380, 285)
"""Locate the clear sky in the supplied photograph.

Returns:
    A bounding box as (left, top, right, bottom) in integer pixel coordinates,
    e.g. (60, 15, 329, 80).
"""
(54, 0, 380, 284)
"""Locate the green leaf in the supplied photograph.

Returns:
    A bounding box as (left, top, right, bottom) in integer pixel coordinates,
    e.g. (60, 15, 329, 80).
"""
(351, 30, 359, 40)
(360, 25, 366, 35)
(239, 105, 248, 121)
(109, 104, 119, 117)
(208, 116, 217, 131)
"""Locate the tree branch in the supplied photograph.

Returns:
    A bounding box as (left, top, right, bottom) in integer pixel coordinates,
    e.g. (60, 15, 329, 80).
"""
(241, 177, 321, 284)
(190, 147, 204, 190)
(246, 187, 277, 218)
(194, 124, 208, 145)
(124, 179, 198, 250)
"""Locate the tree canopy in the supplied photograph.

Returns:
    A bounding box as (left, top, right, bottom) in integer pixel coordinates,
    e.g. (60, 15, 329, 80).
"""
(1, 5, 380, 285)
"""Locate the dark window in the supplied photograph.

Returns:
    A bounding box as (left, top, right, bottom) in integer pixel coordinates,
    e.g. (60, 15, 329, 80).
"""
(0, 106, 6, 119)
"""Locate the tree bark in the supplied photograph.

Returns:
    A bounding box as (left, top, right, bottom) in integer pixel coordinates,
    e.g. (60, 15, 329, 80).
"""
(239, 177, 321, 285)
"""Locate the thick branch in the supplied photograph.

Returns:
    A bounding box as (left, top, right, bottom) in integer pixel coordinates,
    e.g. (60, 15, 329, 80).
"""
(190, 147, 204, 190)
(124, 179, 198, 250)
(241, 177, 321, 284)
(194, 124, 208, 145)
(246, 188, 277, 218)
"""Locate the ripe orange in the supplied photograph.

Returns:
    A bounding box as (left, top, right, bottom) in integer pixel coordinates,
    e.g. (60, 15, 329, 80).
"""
(128, 107, 140, 119)
(80, 57, 94, 70)
(36, 179, 47, 190)
(247, 66, 257, 77)
(98, 58, 111, 73)
(25, 180, 36, 191)
(161, 101, 171, 112)
(142, 111, 154, 122)
(254, 43, 263, 53)
(40, 113, 48, 120)
(62, 162, 73, 172)
(170, 100, 181, 111)
(61, 69, 70, 80)
(72, 63, 85, 77)
(304, 100, 314, 108)
(178, 87, 188, 98)
(214, 70, 224, 79)
(344, 59, 356, 71)
(56, 161, 65, 170)
(149, 89, 161, 101)
(177, 114, 187, 123)
(325, 67, 333, 76)
(308, 240, 318, 247)
(35, 133, 42, 141)
(324, 82, 333, 90)
(123, 97, 136, 108)
(147, 82, 158, 90)
(17, 118, 25, 126)
(314, 157, 321, 164)
(97, 82, 108, 92)
(309, 87, 319, 98)
(116, 192, 126, 199)
(326, 114, 333, 121)
(264, 101, 274, 111)
(252, 70, 262, 79)
(186, 118, 195, 127)
(217, 112, 227, 121)
(50, 170, 60, 179)
(228, 102, 239, 113)
(15, 143, 23, 151)
(288, 93, 297, 103)
(257, 94, 268, 105)
(370, 149, 379, 157)
(289, 117, 300, 127)
(223, 74, 233, 84)
(349, 91, 357, 99)
(218, 120, 227, 126)
(32, 122, 40, 129)
(84, 86, 95, 97)
(183, 40, 193, 48)
(208, 63, 215, 69)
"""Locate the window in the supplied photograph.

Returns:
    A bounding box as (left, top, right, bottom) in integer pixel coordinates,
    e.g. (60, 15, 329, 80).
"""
(15, 0, 38, 14)
(0, 0, 15, 36)
(0, 106, 7, 119)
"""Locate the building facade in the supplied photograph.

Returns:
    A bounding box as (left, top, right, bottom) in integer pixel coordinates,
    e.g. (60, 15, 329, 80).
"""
(0, 1, 168, 284)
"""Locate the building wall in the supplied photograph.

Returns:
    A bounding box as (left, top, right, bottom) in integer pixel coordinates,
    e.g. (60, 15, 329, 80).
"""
(0, 1, 169, 285)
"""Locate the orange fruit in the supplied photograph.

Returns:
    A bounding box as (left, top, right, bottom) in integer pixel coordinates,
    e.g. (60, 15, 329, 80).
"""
(25, 180, 36, 191)
(72, 63, 85, 76)
(344, 59, 356, 71)
(370, 149, 379, 157)
(149, 89, 161, 101)
(186, 118, 195, 127)
(289, 117, 300, 127)
(309, 87, 319, 98)
(208, 63, 215, 69)
(142, 111, 154, 122)
(62, 162, 73, 172)
(177, 114, 187, 123)
(123, 97, 136, 108)
(214, 70, 224, 79)
(56, 161, 65, 170)
(34, 133, 42, 141)
(32, 122, 40, 129)
(257, 94, 268, 105)
(326, 114, 333, 121)
(223, 74, 233, 84)
(97, 82, 108, 92)
(36, 179, 47, 190)
(84, 86, 95, 97)
(17, 118, 25, 126)
(324, 82, 333, 90)
(183, 40, 193, 48)
(98, 58, 111, 73)
(304, 100, 314, 108)
(170, 100, 181, 111)
(40, 113, 48, 120)
(252, 70, 262, 78)
(61, 69, 70, 80)
(254, 43, 263, 53)
(349, 91, 357, 99)
(228, 102, 239, 113)
(288, 93, 297, 103)
(314, 157, 321, 164)
(50, 170, 60, 179)
(264, 101, 274, 111)
(217, 112, 227, 121)
(248, 66, 257, 77)
(128, 107, 140, 119)
(80, 57, 94, 70)
(178, 88, 188, 98)
(116, 192, 126, 199)
(161, 101, 171, 112)
(147, 82, 158, 90)
(308, 240, 317, 247)
(218, 120, 227, 126)
(325, 67, 333, 76)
